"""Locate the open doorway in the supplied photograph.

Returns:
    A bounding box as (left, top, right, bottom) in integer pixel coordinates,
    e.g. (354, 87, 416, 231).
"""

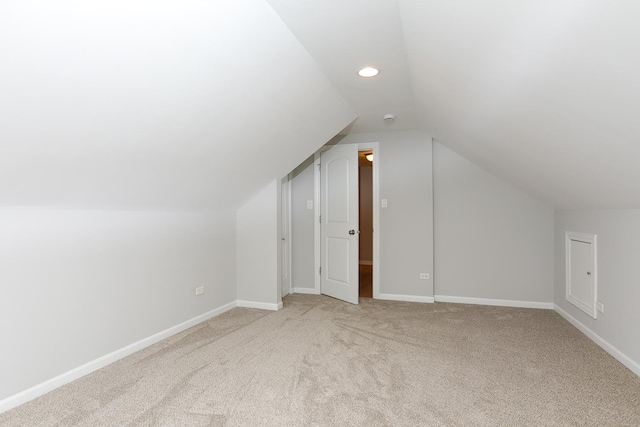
(315, 141, 380, 303)
(359, 150, 373, 298)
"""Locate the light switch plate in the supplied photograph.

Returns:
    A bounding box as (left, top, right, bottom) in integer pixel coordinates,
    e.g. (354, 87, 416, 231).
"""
(381, 199, 388, 208)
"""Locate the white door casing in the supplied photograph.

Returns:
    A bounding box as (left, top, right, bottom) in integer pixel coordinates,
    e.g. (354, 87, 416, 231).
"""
(320, 144, 359, 304)
(565, 232, 597, 319)
(281, 175, 292, 297)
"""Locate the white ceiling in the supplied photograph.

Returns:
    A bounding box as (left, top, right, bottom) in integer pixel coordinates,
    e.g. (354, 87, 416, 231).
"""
(2, 0, 640, 210)
(271, 0, 640, 209)
(399, 0, 640, 209)
(0, 0, 355, 210)
(267, 0, 418, 134)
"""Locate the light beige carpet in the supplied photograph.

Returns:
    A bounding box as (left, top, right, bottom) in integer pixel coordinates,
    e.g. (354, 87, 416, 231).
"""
(1, 294, 639, 426)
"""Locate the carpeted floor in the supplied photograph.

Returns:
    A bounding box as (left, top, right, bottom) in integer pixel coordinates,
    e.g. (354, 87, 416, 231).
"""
(2, 294, 640, 426)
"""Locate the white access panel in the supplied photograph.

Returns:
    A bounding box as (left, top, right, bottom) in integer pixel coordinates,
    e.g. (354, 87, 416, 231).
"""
(565, 231, 597, 319)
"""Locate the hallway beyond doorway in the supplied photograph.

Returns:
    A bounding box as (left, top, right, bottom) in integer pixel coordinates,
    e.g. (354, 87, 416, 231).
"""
(359, 264, 372, 298)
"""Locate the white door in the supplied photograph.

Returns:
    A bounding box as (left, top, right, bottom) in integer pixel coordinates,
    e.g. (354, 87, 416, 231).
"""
(281, 176, 291, 297)
(321, 144, 359, 304)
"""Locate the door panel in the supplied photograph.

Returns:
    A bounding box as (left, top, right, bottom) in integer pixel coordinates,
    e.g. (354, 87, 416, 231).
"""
(326, 158, 350, 222)
(321, 145, 358, 304)
(570, 240, 592, 305)
(326, 237, 350, 284)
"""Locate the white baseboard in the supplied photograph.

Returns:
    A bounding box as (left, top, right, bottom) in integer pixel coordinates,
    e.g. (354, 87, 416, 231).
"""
(236, 300, 281, 311)
(554, 304, 640, 377)
(292, 287, 320, 295)
(0, 300, 237, 415)
(434, 295, 554, 309)
(377, 293, 435, 303)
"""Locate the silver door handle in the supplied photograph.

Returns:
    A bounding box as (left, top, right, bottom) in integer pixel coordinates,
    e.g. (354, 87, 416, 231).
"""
(348, 230, 359, 235)
(587, 272, 592, 275)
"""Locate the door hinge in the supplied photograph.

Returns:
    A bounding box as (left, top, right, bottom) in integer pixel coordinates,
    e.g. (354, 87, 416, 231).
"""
(319, 215, 321, 223)
(319, 266, 321, 275)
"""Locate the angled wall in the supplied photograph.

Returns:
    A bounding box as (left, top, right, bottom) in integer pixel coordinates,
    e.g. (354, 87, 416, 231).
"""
(399, 0, 640, 210)
(0, 0, 355, 211)
(433, 142, 554, 306)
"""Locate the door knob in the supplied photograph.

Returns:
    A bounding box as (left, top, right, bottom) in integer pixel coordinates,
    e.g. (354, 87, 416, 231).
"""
(349, 229, 356, 235)
(587, 271, 592, 275)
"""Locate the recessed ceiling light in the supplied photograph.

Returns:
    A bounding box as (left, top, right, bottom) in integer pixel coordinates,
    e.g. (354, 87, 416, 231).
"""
(358, 67, 379, 78)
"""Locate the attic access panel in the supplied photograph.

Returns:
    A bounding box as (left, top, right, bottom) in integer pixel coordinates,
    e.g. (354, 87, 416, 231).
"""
(565, 231, 597, 319)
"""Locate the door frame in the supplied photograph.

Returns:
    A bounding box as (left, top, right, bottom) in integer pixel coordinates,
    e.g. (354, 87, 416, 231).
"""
(281, 174, 292, 297)
(565, 231, 598, 319)
(314, 141, 380, 298)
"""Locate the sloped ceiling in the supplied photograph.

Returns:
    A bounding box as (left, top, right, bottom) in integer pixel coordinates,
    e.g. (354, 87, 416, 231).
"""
(398, 0, 640, 209)
(270, 0, 640, 209)
(0, 0, 355, 210)
(267, 0, 418, 134)
(3, 1, 639, 211)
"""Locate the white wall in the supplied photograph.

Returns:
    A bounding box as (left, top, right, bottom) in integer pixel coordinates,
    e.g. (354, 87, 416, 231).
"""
(290, 157, 317, 292)
(290, 134, 554, 305)
(288, 130, 437, 300)
(340, 131, 434, 299)
(236, 180, 282, 309)
(0, 209, 236, 402)
(433, 142, 554, 305)
(554, 210, 640, 374)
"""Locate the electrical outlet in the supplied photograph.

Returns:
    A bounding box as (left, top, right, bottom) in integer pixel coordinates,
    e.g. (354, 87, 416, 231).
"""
(306, 200, 313, 209)
(195, 286, 204, 296)
(596, 301, 604, 313)
(419, 273, 430, 280)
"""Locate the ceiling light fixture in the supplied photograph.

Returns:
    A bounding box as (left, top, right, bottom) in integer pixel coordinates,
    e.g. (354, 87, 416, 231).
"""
(365, 153, 373, 162)
(358, 67, 379, 78)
